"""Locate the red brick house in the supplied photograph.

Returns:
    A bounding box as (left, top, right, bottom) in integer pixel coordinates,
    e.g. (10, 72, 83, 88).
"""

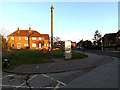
(7, 27, 50, 50)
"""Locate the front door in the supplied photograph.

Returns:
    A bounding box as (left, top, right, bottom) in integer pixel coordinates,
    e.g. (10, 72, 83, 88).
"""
(17, 43, 20, 49)
(39, 43, 41, 48)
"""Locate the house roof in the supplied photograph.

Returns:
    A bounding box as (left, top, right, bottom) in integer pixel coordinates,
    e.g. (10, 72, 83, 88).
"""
(29, 31, 42, 37)
(7, 30, 49, 39)
(71, 41, 76, 44)
(116, 30, 120, 37)
(41, 34, 49, 40)
(104, 33, 116, 39)
(8, 30, 36, 37)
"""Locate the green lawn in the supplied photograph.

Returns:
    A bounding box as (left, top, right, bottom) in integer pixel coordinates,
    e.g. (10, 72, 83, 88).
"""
(70, 51, 88, 60)
(2, 50, 88, 70)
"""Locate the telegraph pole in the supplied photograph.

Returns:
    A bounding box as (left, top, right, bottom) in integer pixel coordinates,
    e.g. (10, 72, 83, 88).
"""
(51, 5, 54, 53)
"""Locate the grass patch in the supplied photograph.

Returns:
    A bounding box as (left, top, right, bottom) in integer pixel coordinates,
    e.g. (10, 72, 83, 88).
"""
(2, 50, 54, 70)
(70, 51, 88, 60)
(2, 50, 88, 70)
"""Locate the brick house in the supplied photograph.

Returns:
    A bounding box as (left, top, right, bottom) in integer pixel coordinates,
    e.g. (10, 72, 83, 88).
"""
(7, 27, 50, 50)
(115, 30, 120, 44)
(103, 30, 120, 45)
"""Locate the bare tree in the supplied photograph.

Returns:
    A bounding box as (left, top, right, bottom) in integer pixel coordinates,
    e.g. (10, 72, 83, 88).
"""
(93, 30, 102, 42)
(0, 26, 10, 50)
(53, 36, 61, 42)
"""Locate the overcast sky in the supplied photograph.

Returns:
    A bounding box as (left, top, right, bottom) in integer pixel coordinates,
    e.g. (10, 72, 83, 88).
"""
(0, 2, 118, 42)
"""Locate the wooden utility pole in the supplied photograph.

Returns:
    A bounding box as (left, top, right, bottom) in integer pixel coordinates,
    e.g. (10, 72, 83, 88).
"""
(51, 5, 54, 53)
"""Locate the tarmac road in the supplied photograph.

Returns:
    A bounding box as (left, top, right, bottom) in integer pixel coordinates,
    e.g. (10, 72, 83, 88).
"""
(75, 49, 120, 58)
(1, 57, 118, 90)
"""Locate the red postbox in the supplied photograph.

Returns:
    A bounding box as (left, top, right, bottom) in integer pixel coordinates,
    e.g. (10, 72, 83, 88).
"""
(43, 48, 46, 54)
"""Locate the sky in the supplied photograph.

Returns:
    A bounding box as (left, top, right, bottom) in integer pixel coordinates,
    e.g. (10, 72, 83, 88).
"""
(0, 2, 118, 43)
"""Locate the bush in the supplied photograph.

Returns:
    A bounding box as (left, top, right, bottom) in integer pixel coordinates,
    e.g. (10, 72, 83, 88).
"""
(85, 45, 101, 50)
(103, 44, 117, 48)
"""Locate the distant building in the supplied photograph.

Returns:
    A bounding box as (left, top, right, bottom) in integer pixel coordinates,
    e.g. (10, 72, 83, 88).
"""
(54, 40, 76, 50)
(103, 30, 120, 45)
(71, 41, 76, 49)
(7, 27, 50, 50)
(54, 41, 63, 50)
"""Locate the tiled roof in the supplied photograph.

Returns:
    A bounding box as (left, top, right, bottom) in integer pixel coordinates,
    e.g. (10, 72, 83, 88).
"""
(71, 41, 76, 44)
(8, 30, 36, 37)
(7, 30, 49, 39)
(41, 34, 49, 40)
(29, 31, 42, 37)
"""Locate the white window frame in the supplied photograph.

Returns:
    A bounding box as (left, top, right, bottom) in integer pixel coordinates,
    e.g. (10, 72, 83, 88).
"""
(11, 37, 14, 40)
(47, 44, 48, 47)
(17, 43, 21, 49)
(44, 44, 46, 47)
(25, 37, 28, 40)
(39, 37, 41, 40)
(24, 44, 28, 47)
(19, 37, 21, 40)
(39, 43, 41, 48)
(32, 37, 36, 40)
(32, 43, 36, 47)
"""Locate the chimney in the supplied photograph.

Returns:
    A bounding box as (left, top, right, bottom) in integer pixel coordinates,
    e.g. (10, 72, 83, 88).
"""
(29, 27, 31, 31)
(29, 25, 31, 33)
(17, 27, 20, 34)
(17, 27, 19, 31)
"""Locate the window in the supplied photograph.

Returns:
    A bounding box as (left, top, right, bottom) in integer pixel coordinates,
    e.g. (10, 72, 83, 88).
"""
(11, 37, 14, 40)
(119, 36, 120, 39)
(32, 43, 36, 47)
(44, 44, 46, 47)
(39, 37, 41, 40)
(32, 37, 36, 40)
(24, 44, 28, 47)
(25, 37, 28, 40)
(39, 43, 41, 48)
(47, 44, 48, 47)
(19, 37, 21, 40)
(17, 43, 20, 49)
(11, 44, 15, 47)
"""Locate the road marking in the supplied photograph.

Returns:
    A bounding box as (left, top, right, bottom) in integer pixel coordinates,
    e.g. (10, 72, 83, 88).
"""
(1, 74, 16, 80)
(13, 74, 37, 90)
(2, 74, 67, 89)
(56, 80, 67, 86)
(42, 74, 67, 86)
(112, 57, 118, 60)
(1, 84, 29, 88)
(54, 82, 60, 90)
(1, 84, 55, 88)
